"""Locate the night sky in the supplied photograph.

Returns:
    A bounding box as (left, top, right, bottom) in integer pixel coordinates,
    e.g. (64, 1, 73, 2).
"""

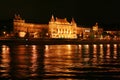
(0, 0, 120, 30)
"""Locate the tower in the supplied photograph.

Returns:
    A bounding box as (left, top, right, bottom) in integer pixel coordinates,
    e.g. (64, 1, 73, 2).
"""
(50, 14, 55, 22)
(71, 18, 77, 26)
(93, 22, 98, 31)
(13, 14, 25, 34)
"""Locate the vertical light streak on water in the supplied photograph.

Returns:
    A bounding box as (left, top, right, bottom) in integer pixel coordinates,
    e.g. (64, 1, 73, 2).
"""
(30, 45, 38, 77)
(92, 44, 99, 65)
(99, 44, 104, 63)
(106, 44, 110, 59)
(99, 44, 104, 58)
(0, 45, 10, 77)
(9, 45, 32, 79)
(44, 45, 77, 77)
(113, 44, 117, 59)
(0, 44, 120, 80)
(82, 44, 90, 66)
(77, 45, 83, 66)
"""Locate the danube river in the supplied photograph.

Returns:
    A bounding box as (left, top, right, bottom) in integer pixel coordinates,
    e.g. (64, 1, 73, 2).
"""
(0, 44, 120, 80)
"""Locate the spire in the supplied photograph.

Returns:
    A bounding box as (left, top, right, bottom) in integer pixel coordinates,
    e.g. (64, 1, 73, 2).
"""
(14, 14, 22, 20)
(95, 22, 98, 26)
(71, 18, 75, 23)
(14, 14, 17, 20)
(93, 22, 98, 31)
(71, 18, 76, 24)
(50, 14, 55, 22)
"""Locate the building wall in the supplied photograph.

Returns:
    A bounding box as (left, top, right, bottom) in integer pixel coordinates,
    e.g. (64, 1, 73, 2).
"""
(49, 15, 77, 39)
(13, 14, 103, 39)
(13, 14, 48, 38)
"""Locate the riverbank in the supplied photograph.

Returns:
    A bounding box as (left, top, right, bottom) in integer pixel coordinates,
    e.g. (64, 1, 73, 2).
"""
(0, 38, 120, 45)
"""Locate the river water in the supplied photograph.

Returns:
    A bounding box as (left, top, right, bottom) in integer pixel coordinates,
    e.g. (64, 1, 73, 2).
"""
(0, 44, 120, 80)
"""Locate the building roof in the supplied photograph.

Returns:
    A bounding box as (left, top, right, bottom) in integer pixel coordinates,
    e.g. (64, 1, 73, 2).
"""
(55, 17, 69, 24)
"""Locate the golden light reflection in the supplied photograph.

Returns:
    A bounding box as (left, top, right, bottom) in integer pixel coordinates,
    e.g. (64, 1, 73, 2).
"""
(82, 44, 90, 66)
(75, 45, 83, 66)
(92, 44, 97, 64)
(106, 44, 110, 58)
(67, 45, 72, 50)
(44, 45, 76, 77)
(78, 44, 82, 54)
(57, 78, 73, 80)
(93, 44, 97, 57)
(84, 44, 89, 54)
(2, 45, 10, 54)
(0, 45, 10, 77)
(45, 45, 49, 50)
(30, 45, 38, 77)
(12, 45, 30, 78)
(113, 44, 117, 59)
(99, 44, 104, 58)
(17, 45, 26, 55)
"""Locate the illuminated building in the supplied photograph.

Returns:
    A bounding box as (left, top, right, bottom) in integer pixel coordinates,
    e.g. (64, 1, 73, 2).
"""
(105, 31, 120, 40)
(92, 22, 103, 39)
(48, 15, 77, 39)
(13, 14, 104, 39)
(93, 22, 98, 31)
(76, 23, 103, 39)
(13, 14, 48, 38)
(77, 27, 91, 39)
(83, 28, 91, 39)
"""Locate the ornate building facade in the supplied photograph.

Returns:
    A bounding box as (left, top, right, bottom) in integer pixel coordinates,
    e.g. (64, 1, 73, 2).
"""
(48, 15, 77, 39)
(77, 22, 103, 39)
(92, 22, 103, 39)
(13, 14, 103, 39)
(13, 14, 48, 38)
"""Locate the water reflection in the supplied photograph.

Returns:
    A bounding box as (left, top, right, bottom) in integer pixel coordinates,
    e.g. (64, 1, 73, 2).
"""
(0, 45, 10, 77)
(44, 44, 120, 79)
(44, 45, 77, 77)
(0, 44, 120, 79)
(113, 44, 117, 59)
(99, 44, 104, 58)
(106, 44, 110, 58)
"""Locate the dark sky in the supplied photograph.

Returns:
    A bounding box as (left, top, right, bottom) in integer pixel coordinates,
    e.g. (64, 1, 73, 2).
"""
(0, 0, 120, 29)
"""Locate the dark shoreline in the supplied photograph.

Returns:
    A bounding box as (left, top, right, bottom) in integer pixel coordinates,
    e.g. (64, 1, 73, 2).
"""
(0, 38, 120, 45)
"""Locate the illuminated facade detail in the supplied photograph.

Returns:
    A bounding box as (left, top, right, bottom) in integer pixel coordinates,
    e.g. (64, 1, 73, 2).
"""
(76, 27, 84, 38)
(49, 15, 77, 39)
(92, 22, 103, 39)
(13, 14, 48, 38)
(13, 14, 104, 39)
(76, 23, 103, 39)
(105, 31, 120, 40)
(77, 27, 91, 39)
(93, 22, 98, 31)
(83, 28, 91, 39)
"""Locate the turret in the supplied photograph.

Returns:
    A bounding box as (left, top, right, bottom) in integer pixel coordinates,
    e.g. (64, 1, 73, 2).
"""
(93, 22, 98, 31)
(95, 22, 98, 26)
(71, 18, 77, 26)
(14, 14, 22, 20)
(14, 14, 25, 23)
(50, 14, 55, 22)
(71, 18, 75, 24)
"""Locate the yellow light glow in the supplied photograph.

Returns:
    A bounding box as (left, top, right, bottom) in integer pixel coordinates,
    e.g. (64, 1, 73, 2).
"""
(3, 31, 6, 34)
(107, 44, 110, 48)
(67, 45, 71, 50)
(100, 44, 103, 47)
(106, 44, 110, 58)
(114, 44, 117, 48)
(19, 32, 26, 37)
(99, 44, 103, 58)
